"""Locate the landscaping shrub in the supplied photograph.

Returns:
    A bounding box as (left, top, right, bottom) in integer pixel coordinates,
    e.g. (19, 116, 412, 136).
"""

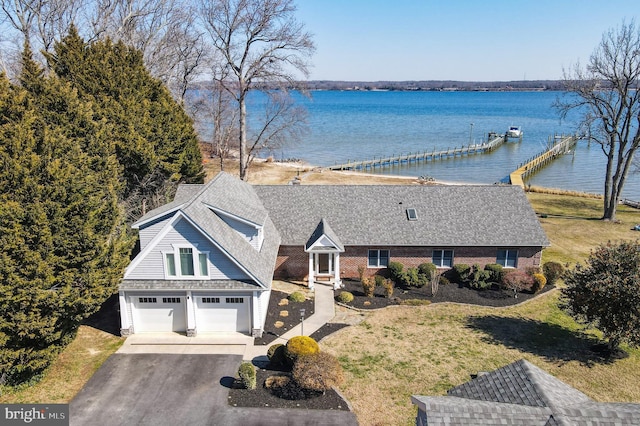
(357, 265, 366, 282)
(469, 264, 491, 290)
(532, 273, 547, 293)
(238, 362, 256, 390)
(387, 261, 404, 284)
(382, 278, 394, 298)
(267, 343, 286, 367)
(288, 291, 306, 303)
(418, 262, 437, 280)
(502, 270, 535, 297)
(452, 264, 471, 283)
(484, 263, 504, 283)
(336, 291, 354, 304)
(292, 352, 344, 392)
(361, 277, 375, 297)
(439, 275, 450, 286)
(374, 274, 386, 287)
(285, 336, 319, 365)
(543, 261, 564, 286)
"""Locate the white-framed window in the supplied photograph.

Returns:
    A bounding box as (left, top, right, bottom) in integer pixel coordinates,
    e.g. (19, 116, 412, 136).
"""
(202, 297, 220, 304)
(162, 297, 181, 303)
(368, 249, 389, 268)
(433, 249, 454, 268)
(138, 297, 157, 303)
(497, 249, 518, 268)
(226, 297, 244, 304)
(164, 246, 210, 279)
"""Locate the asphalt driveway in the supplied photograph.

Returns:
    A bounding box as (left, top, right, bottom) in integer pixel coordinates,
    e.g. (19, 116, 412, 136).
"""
(70, 353, 358, 426)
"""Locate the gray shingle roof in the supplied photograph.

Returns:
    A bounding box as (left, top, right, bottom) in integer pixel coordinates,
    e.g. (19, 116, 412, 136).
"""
(255, 184, 549, 247)
(412, 359, 640, 425)
(305, 218, 345, 251)
(131, 172, 280, 289)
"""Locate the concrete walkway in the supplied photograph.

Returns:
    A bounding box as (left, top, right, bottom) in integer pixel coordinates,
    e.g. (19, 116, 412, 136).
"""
(244, 283, 335, 361)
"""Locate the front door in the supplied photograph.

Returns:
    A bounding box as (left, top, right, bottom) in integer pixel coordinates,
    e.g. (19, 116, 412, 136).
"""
(315, 253, 333, 275)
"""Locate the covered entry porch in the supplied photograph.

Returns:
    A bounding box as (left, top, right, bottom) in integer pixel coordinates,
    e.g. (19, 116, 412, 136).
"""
(305, 218, 344, 290)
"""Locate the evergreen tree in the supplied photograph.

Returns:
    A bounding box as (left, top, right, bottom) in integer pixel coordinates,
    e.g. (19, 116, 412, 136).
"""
(0, 49, 133, 384)
(46, 28, 204, 213)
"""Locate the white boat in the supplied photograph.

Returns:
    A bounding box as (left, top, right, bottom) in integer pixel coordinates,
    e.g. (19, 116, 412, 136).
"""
(506, 126, 523, 138)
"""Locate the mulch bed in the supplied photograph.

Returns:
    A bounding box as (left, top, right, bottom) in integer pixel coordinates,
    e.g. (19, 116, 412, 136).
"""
(254, 290, 315, 346)
(336, 279, 555, 310)
(227, 365, 350, 410)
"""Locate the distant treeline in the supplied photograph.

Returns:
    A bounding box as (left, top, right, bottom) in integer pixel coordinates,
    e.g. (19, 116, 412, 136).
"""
(300, 80, 567, 91)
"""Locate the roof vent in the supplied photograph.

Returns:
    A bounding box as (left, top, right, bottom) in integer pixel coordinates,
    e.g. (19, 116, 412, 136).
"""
(406, 208, 418, 221)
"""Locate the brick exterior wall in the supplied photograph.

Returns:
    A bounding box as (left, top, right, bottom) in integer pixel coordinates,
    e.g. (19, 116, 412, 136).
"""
(273, 245, 543, 281)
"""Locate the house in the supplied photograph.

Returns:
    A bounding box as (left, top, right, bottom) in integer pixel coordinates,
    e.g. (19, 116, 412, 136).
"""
(411, 359, 640, 425)
(254, 183, 549, 288)
(119, 172, 281, 337)
(120, 172, 548, 336)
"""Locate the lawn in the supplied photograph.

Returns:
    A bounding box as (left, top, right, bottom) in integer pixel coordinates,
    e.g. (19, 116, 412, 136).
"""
(320, 191, 640, 426)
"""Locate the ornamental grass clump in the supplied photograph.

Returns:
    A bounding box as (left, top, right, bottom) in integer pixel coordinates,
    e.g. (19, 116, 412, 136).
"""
(361, 277, 375, 297)
(336, 291, 354, 304)
(238, 362, 256, 390)
(288, 291, 306, 303)
(292, 352, 344, 393)
(285, 336, 319, 366)
(382, 278, 394, 298)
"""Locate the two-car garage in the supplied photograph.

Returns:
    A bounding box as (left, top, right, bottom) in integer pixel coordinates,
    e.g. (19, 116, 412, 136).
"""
(129, 293, 251, 334)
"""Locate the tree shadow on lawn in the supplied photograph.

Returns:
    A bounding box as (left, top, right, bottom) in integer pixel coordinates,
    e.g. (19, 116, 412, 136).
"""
(82, 293, 121, 336)
(465, 315, 617, 367)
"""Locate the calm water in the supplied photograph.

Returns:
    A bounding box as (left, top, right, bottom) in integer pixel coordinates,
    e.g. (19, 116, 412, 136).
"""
(259, 90, 640, 199)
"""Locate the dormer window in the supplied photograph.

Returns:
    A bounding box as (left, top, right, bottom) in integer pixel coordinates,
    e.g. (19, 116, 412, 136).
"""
(406, 208, 418, 221)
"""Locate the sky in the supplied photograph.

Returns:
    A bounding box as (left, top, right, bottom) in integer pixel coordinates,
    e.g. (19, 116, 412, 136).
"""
(295, 0, 639, 82)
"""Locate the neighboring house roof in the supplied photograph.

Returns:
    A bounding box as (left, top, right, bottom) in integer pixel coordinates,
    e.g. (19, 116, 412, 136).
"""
(412, 359, 640, 425)
(127, 172, 280, 289)
(255, 185, 550, 247)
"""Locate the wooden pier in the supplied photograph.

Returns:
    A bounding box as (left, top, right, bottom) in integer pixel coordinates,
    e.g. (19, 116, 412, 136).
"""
(509, 135, 579, 188)
(327, 134, 506, 171)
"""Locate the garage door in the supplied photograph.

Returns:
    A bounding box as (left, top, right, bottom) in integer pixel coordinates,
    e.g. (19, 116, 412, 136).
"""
(132, 295, 187, 332)
(195, 295, 250, 332)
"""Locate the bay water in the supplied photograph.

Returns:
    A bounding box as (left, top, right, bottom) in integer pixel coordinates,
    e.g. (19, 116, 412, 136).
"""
(263, 90, 640, 200)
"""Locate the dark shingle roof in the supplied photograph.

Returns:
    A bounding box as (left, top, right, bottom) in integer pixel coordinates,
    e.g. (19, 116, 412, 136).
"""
(305, 218, 345, 251)
(412, 360, 640, 425)
(255, 184, 549, 247)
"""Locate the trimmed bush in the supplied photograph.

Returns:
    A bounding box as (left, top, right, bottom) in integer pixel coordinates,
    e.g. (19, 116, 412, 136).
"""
(469, 264, 491, 290)
(502, 270, 535, 297)
(484, 263, 504, 283)
(532, 273, 547, 293)
(238, 362, 256, 390)
(542, 261, 564, 286)
(439, 276, 450, 286)
(418, 262, 437, 280)
(285, 336, 320, 365)
(387, 261, 404, 279)
(452, 264, 471, 283)
(292, 352, 344, 392)
(362, 277, 375, 297)
(336, 291, 354, 304)
(382, 278, 394, 298)
(267, 343, 286, 367)
(288, 291, 306, 303)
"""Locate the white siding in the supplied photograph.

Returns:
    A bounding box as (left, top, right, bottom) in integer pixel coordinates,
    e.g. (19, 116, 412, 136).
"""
(138, 216, 172, 249)
(255, 289, 271, 331)
(127, 217, 250, 280)
(219, 215, 262, 250)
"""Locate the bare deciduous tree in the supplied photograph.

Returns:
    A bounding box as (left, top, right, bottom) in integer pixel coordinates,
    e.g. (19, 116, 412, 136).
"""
(556, 20, 640, 220)
(200, 0, 315, 180)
